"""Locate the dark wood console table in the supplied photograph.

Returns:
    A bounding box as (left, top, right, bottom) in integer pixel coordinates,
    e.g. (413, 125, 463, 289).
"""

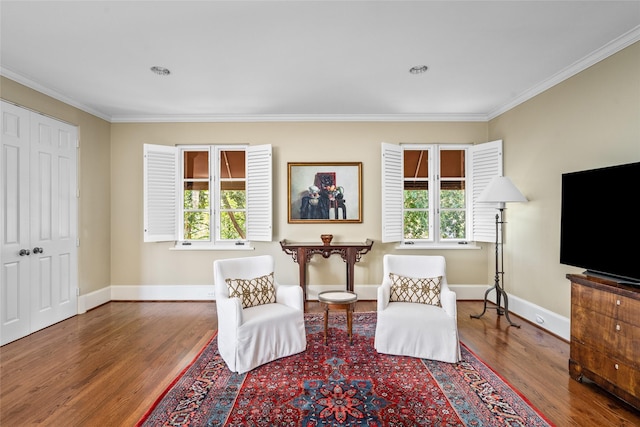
(280, 239, 374, 301)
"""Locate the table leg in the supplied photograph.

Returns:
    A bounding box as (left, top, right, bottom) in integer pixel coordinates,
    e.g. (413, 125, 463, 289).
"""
(297, 248, 308, 301)
(345, 248, 356, 292)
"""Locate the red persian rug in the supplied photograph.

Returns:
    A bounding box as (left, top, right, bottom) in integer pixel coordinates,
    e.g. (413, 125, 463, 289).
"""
(137, 312, 554, 426)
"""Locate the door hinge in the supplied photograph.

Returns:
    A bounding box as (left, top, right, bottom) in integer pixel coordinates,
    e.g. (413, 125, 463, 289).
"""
(76, 239, 80, 247)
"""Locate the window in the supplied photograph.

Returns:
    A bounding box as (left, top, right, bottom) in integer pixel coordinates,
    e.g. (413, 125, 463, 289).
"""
(382, 140, 502, 245)
(182, 147, 248, 242)
(144, 144, 272, 247)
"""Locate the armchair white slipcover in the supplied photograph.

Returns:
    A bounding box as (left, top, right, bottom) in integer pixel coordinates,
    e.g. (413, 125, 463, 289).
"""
(374, 254, 461, 363)
(213, 255, 307, 374)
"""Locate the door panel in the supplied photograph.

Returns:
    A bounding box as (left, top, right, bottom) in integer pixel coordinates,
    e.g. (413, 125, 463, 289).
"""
(3, 146, 20, 243)
(36, 151, 53, 241)
(36, 256, 53, 309)
(3, 263, 20, 320)
(59, 156, 72, 238)
(59, 253, 71, 303)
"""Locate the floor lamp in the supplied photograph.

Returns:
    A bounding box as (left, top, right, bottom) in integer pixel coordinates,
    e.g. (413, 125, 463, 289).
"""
(471, 176, 527, 327)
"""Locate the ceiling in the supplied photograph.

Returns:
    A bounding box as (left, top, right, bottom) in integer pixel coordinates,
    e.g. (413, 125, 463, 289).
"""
(1, 1, 639, 123)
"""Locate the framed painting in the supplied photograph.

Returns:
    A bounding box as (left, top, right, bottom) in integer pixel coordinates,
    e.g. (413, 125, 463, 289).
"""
(288, 162, 362, 223)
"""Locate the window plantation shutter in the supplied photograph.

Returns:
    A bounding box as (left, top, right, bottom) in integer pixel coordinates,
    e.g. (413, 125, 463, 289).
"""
(381, 142, 403, 242)
(143, 144, 178, 242)
(246, 144, 272, 242)
(470, 140, 503, 243)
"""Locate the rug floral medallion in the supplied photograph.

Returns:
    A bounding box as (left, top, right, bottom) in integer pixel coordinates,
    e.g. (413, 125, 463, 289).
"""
(138, 312, 554, 427)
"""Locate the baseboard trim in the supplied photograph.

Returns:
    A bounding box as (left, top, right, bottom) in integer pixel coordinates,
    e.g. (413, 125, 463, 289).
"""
(503, 293, 570, 341)
(448, 284, 489, 300)
(78, 286, 111, 313)
(111, 285, 216, 301)
(461, 285, 570, 341)
(85, 283, 569, 340)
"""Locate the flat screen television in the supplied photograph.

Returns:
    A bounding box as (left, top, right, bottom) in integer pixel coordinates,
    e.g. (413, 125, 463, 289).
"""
(560, 161, 640, 285)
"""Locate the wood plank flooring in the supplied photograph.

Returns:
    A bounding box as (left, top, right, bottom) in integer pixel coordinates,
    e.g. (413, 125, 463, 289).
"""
(1, 301, 638, 426)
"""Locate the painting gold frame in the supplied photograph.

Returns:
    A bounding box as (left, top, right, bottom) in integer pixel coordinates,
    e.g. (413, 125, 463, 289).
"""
(287, 162, 362, 223)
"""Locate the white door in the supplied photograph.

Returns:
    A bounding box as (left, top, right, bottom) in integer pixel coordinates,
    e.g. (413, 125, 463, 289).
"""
(0, 101, 78, 345)
(29, 113, 78, 332)
(1, 102, 31, 344)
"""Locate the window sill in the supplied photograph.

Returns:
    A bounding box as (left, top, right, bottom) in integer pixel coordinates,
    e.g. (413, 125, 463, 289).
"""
(170, 242, 255, 251)
(396, 242, 482, 250)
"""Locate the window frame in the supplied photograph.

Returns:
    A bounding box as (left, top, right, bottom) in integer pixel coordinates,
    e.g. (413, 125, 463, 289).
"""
(179, 145, 250, 245)
(180, 146, 213, 243)
(143, 143, 272, 249)
(400, 144, 435, 241)
(437, 145, 470, 242)
(401, 143, 470, 245)
(381, 140, 502, 248)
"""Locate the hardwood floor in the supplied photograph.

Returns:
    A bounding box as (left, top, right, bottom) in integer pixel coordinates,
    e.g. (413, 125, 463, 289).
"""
(1, 301, 638, 426)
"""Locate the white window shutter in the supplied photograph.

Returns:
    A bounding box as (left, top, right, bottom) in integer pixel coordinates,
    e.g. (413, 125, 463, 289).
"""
(381, 142, 403, 243)
(143, 144, 178, 242)
(470, 140, 503, 242)
(246, 144, 272, 242)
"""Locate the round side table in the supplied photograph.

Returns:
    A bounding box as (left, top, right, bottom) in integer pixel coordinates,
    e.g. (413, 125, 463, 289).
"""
(317, 290, 358, 344)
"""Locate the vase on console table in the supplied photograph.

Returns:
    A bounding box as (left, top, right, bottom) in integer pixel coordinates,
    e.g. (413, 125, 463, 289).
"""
(320, 234, 333, 245)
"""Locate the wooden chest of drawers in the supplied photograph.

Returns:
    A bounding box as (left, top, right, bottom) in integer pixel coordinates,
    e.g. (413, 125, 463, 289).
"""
(568, 274, 640, 409)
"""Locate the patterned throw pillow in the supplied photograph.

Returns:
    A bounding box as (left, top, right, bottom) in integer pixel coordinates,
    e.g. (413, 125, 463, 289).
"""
(225, 272, 276, 308)
(388, 273, 442, 307)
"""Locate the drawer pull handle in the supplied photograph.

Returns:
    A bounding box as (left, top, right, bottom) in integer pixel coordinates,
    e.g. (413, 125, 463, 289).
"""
(616, 324, 621, 331)
(616, 299, 621, 306)
(615, 364, 619, 370)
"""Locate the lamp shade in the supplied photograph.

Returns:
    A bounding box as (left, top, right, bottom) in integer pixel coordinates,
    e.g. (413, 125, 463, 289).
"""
(478, 176, 528, 205)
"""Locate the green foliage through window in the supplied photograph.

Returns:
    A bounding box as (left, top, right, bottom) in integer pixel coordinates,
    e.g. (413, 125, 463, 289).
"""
(220, 189, 246, 240)
(439, 189, 466, 240)
(404, 210, 429, 239)
(184, 189, 210, 240)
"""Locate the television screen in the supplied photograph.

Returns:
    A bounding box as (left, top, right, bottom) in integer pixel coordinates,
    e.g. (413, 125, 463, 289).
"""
(560, 161, 640, 285)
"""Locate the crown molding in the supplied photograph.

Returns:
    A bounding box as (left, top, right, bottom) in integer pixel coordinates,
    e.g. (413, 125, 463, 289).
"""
(109, 113, 489, 123)
(487, 25, 640, 120)
(0, 66, 112, 122)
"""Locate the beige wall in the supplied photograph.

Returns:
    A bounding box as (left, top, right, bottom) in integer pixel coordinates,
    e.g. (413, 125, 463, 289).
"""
(110, 121, 490, 288)
(488, 42, 640, 317)
(1, 76, 112, 295)
(2, 40, 637, 320)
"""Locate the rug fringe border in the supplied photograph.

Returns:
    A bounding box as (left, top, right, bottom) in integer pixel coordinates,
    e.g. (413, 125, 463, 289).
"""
(460, 341, 557, 427)
(135, 331, 218, 426)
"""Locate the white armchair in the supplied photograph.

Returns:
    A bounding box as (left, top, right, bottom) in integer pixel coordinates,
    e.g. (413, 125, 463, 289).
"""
(213, 255, 307, 374)
(374, 254, 461, 363)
